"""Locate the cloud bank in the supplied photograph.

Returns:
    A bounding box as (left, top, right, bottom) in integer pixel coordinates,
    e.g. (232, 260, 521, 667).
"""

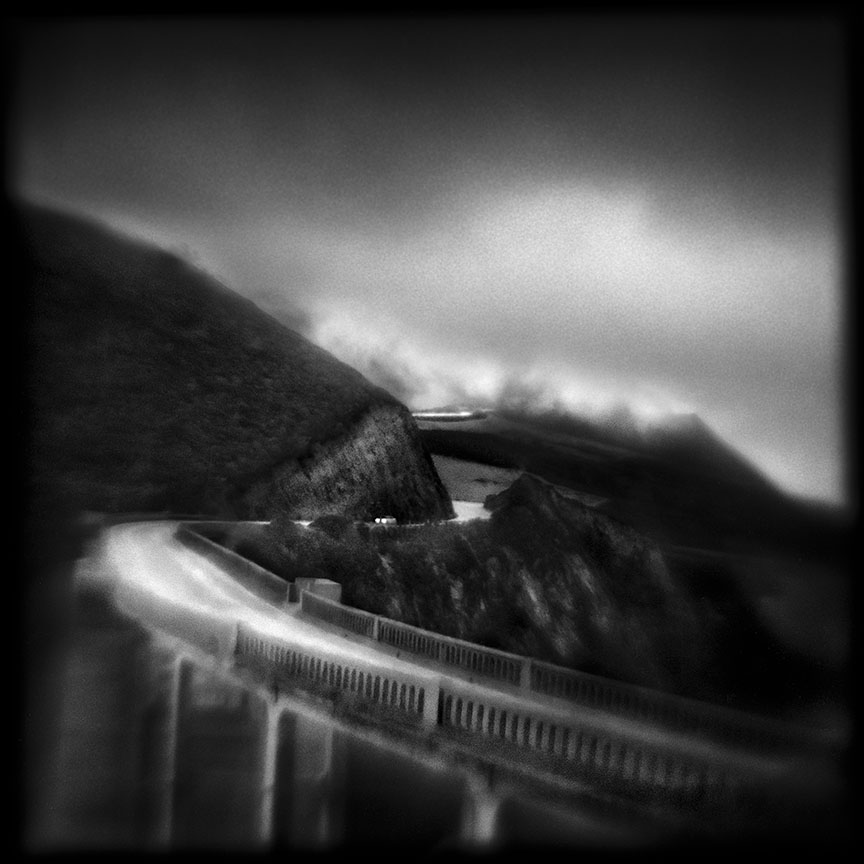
(11, 15, 848, 504)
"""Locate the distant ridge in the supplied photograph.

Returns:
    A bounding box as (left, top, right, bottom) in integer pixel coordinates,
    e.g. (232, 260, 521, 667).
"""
(417, 405, 847, 557)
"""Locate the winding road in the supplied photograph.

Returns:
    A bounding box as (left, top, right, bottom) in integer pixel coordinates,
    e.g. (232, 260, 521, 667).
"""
(92, 520, 835, 780)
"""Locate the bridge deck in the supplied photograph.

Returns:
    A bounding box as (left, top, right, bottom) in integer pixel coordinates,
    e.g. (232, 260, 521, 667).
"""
(97, 522, 841, 791)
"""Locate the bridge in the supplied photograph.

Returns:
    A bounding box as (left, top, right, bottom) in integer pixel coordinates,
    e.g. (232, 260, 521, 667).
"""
(31, 519, 848, 850)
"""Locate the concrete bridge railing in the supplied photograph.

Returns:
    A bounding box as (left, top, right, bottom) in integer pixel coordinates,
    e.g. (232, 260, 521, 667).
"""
(435, 676, 738, 812)
(301, 591, 527, 689)
(175, 526, 292, 606)
(378, 617, 525, 687)
(298, 590, 377, 639)
(174, 526, 835, 759)
(298, 591, 832, 757)
(231, 620, 802, 819)
(527, 660, 819, 754)
(234, 622, 440, 730)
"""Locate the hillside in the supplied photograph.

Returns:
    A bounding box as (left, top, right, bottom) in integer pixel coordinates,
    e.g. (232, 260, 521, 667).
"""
(19, 201, 453, 523)
(213, 474, 842, 720)
(417, 407, 848, 559)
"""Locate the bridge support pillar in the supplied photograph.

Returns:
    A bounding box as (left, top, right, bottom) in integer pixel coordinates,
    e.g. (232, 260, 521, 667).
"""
(258, 701, 281, 846)
(284, 714, 345, 848)
(154, 653, 183, 847)
(460, 775, 502, 847)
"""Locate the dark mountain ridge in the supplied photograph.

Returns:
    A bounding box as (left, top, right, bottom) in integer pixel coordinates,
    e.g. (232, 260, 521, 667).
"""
(19, 200, 453, 523)
(418, 406, 848, 559)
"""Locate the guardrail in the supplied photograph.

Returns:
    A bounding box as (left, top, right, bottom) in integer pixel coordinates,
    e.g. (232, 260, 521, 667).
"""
(300, 591, 526, 688)
(299, 590, 377, 638)
(175, 526, 291, 606)
(527, 660, 816, 753)
(436, 676, 738, 812)
(231, 622, 821, 821)
(299, 590, 834, 757)
(234, 622, 439, 730)
(379, 617, 525, 687)
(176, 527, 836, 760)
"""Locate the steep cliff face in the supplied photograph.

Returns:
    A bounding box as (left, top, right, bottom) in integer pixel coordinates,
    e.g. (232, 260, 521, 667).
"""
(19, 201, 452, 522)
(242, 403, 454, 521)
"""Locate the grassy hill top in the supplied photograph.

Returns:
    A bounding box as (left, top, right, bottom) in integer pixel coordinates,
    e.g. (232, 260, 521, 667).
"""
(19, 200, 448, 521)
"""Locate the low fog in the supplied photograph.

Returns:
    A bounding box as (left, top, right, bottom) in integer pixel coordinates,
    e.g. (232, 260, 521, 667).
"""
(12, 15, 847, 504)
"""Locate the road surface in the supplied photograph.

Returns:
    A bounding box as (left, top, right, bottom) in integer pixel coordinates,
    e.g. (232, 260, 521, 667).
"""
(90, 521, 819, 777)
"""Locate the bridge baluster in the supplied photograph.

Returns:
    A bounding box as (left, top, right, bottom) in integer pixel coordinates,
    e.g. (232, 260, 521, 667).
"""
(609, 743, 623, 777)
(562, 727, 573, 760)
(656, 758, 668, 788)
(230, 613, 789, 824)
(597, 740, 609, 771)
(510, 714, 520, 745)
(584, 736, 596, 767)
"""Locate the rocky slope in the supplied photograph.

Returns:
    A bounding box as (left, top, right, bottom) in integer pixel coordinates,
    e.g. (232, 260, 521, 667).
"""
(230, 473, 831, 714)
(19, 200, 452, 522)
(242, 403, 453, 521)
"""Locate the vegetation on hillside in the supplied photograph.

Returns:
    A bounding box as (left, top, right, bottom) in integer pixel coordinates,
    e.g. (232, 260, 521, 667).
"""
(214, 475, 838, 718)
(419, 409, 849, 558)
(20, 201, 451, 522)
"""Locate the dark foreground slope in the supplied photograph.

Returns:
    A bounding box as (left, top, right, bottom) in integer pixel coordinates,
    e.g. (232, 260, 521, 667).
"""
(19, 201, 452, 523)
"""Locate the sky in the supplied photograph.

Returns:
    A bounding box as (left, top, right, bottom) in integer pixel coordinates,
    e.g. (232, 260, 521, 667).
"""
(10, 14, 851, 505)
